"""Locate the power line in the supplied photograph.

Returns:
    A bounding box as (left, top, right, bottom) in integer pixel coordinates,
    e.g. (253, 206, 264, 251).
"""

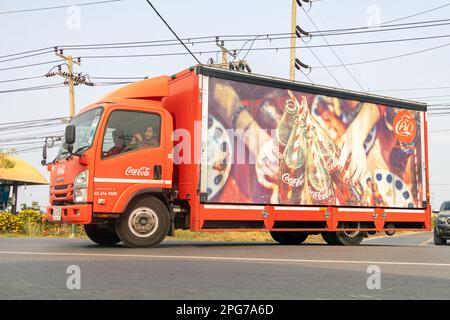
(380, 3, 450, 25)
(372, 86, 450, 93)
(0, 132, 64, 143)
(89, 75, 146, 80)
(0, 75, 45, 84)
(3, 31, 450, 73)
(0, 83, 66, 94)
(69, 31, 450, 61)
(0, 47, 54, 60)
(0, 117, 68, 126)
(300, 38, 343, 88)
(0, 60, 61, 72)
(430, 128, 450, 134)
(0, 0, 123, 15)
(3, 17, 450, 63)
(410, 94, 450, 100)
(315, 41, 450, 68)
(144, 0, 201, 64)
(0, 50, 55, 64)
(311, 17, 450, 34)
(301, 6, 364, 91)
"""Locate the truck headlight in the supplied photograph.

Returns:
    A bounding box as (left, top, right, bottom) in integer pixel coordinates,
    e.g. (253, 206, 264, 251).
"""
(74, 170, 88, 189)
(74, 188, 88, 203)
(73, 170, 89, 203)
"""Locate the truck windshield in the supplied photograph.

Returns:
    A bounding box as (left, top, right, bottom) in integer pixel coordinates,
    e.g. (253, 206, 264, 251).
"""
(57, 107, 103, 160)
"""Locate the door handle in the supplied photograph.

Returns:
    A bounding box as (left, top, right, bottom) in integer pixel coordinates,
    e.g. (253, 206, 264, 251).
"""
(154, 165, 162, 180)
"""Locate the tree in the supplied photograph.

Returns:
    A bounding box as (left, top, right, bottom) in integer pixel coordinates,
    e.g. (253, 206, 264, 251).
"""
(31, 201, 39, 210)
(0, 153, 15, 169)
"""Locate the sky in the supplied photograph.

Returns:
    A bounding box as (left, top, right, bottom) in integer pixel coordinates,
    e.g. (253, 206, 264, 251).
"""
(1, 0, 449, 210)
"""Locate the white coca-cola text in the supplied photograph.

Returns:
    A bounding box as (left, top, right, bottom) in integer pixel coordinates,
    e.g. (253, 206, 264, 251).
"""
(308, 186, 333, 201)
(125, 166, 151, 176)
(281, 173, 304, 187)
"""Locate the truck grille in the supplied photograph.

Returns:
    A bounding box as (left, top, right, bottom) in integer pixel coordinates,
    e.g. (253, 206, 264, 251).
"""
(50, 184, 74, 205)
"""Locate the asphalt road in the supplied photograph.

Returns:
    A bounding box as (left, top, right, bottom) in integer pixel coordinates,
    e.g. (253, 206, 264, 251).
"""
(0, 232, 449, 300)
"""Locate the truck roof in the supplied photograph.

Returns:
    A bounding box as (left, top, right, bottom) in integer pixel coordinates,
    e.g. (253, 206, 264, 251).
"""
(196, 65, 427, 112)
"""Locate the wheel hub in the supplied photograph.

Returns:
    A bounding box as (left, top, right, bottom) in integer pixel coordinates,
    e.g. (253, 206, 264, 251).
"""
(128, 207, 159, 238)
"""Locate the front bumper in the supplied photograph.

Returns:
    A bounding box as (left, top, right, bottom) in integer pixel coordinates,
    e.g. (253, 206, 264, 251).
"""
(47, 204, 92, 224)
(436, 223, 450, 238)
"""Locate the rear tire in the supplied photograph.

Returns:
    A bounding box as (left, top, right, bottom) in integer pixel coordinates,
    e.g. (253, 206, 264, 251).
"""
(270, 231, 309, 245)
(115, 196, 170, 248)
(332, 231, 365, 246)
(434, 228, 446, 245)
(84, 224, 121, 246)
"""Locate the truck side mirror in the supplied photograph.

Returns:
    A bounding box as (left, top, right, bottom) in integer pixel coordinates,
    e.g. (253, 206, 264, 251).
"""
(41, 144, 47, 166)
(65, 125, 76, 145)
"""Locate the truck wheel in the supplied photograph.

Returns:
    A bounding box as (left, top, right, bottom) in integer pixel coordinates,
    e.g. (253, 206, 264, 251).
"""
(115, 196, 170, 248)
(321, 232, 337, 245)
(84, 224, 121, 246)
(332, 230, 365, 246)
(434, 228, 446, 245)
(270, 231, 309, 245)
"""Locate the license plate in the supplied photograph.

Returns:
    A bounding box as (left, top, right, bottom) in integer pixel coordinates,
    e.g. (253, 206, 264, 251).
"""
(53, 207, 62, 221)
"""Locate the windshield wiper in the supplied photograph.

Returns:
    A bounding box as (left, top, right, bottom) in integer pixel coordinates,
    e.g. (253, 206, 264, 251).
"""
(73, 146, 90, 155)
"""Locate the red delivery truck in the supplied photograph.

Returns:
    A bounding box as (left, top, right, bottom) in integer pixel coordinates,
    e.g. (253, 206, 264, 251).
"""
(42, 65, 430, 247)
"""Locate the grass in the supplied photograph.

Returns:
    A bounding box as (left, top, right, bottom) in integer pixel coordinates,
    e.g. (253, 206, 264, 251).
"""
(167, 230, 326, 244)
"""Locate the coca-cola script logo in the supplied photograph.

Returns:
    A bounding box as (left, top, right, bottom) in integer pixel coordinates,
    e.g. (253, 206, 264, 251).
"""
(56, 165, 65, 175)
(125, 166, 151, 176)
(281, 173, 304, 187)
(308, 186, 333, 201)
(393, 111, 417, 143)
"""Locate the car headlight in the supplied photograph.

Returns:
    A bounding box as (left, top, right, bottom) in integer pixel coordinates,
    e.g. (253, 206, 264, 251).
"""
(74, 170, 89, 189)
(73, 170, 89, 203)
(437, 216, 448, 223)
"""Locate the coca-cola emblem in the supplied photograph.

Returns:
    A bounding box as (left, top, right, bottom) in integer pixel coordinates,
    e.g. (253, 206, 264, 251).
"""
(125, 166, 151, 176)
(281, 173, 304, 187)
(393, 111, 417, 143)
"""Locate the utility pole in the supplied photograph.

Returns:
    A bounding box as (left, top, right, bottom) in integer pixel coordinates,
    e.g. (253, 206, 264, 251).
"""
(55, 49, 80, 118)
(47, 47, 93, 238)
(290, 0, 297, 81)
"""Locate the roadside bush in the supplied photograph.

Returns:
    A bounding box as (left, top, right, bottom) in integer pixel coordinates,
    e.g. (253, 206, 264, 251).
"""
(0, 212, 23, 234)
(17, 209, 46, 225)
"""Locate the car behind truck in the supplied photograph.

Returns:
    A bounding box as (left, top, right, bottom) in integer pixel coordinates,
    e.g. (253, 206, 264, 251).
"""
(42, 65, 431, 247)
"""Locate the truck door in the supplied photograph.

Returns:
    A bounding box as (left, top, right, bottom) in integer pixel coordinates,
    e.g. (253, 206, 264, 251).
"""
(93, 108, 169, 213)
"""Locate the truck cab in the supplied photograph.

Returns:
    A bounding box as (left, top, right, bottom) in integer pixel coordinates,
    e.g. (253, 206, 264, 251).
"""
(46, 75, 176, 247)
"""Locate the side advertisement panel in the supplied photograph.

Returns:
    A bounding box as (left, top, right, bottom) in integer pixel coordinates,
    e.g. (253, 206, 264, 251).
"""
(202, 77, 425, 209)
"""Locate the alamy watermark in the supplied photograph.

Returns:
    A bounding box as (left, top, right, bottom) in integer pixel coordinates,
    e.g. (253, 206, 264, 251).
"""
(366, 5, 382, 28)
(66, 6, 81, 30)
(66, 265, 81, 290)
(366, 265, 381, 290)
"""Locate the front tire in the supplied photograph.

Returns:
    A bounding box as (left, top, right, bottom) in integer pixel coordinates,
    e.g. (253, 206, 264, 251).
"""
(84, 224, 121, 246)
(115, 196, 170, 248)
(434, 228, 446, 245)
(270, 231, 309, 245)
(321, 232, 337, 245)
